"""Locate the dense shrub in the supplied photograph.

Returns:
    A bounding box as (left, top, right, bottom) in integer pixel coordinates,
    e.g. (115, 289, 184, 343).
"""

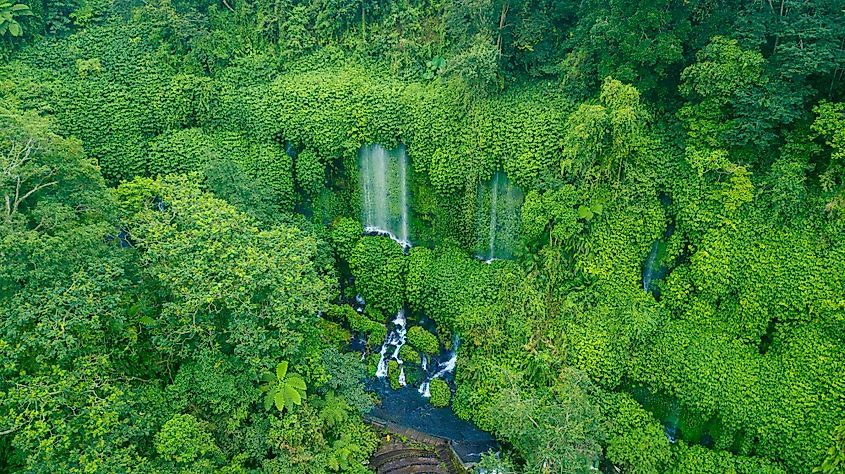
(349, 237, 406, 315)
(330, 217, 363, 262)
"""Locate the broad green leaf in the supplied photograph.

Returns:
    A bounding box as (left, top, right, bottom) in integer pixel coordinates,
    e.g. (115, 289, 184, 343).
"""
(276, 361, 288, 380)
(286, 374, 306, 392)
(274, 391, 285, 411)
(8, 20, 20, 37)
(283, 385, 302, 406)
(577, 205, 593, 220)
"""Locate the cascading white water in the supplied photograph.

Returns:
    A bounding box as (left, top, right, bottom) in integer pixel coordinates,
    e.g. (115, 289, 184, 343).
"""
(375, 309, 408, 379)
(375, 344, 390, 378)
(359, 144, 411, 250)
(419, 354, 457, 398)
(419, 337, 459, 398)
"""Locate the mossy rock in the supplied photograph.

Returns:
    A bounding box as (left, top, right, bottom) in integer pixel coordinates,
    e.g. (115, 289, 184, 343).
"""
(407, 326, 439, 354)
(399, 345, 420, 365)
(428, 379, 450, 408)
(403, 366, 422, 386)
(388, 360, 401, 390)
(366, 353, 381, 377)
(316, 319, 351, 348)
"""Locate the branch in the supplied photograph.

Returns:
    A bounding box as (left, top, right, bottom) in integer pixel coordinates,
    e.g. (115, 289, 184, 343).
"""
(16, 179, 57, 207)
(12, 171, 57, 217)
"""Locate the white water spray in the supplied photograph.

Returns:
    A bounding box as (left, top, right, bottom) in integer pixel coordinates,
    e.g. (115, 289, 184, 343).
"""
(359, 144, 411, 250)
(375, 309, 408, 379)
(419, 337, 459, 398)
(399, 149, 409, 245)
(475, 171, 522, 261)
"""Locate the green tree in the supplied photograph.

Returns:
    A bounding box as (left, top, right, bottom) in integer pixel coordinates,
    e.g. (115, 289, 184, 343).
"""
(330, 217, 363, 262)
(154, 414, 219, 464)
(811, 101, 845, 220)
(121, 175, 331, 366)
(295, 149, 325, 196)
(492, 370, 605, 473)
(561, 78, 648, 186)
(1, 107, 106, 228)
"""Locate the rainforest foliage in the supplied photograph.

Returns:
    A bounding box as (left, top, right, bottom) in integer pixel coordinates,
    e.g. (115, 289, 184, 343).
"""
(0, 0, 844, 473)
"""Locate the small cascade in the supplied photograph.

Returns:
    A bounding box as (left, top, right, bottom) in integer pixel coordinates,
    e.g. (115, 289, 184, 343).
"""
(284, 141, 298, 158)
(375, 344, 390, 378)
(487, 172, 499, 261)
(359, 144, 412, 250)
(642, 241, 661, 292)
(419, 337, 460, 398)
(421, 355, 428, 372)
(664, 399, 680, 443)
(375, 309, 408, 379)
(642, 192, 676, 297)
(475, 171, 522, 261)
(665, 423, 679, 443)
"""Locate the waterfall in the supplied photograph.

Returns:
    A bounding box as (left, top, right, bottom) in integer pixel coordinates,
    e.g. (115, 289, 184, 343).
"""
(487, 172, 499, 261)
(664, 399, 680, 443)
(367, 145, 387, 230)
(643, 193, 676, 296)
(419, 353, 457, 398)
(375, 344, 390, 378)
(399, 149, 409, 245)
(358, 144, 411, 250)
(375, 308, 408, 379)
(476, 171, 522, 261)
(419, 336, 460, 398)
(642, 240, 660, 292)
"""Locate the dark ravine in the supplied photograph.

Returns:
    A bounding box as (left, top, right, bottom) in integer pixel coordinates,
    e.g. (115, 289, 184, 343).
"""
(366, 379, 497, 465)
(342, 293, 498, 466)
